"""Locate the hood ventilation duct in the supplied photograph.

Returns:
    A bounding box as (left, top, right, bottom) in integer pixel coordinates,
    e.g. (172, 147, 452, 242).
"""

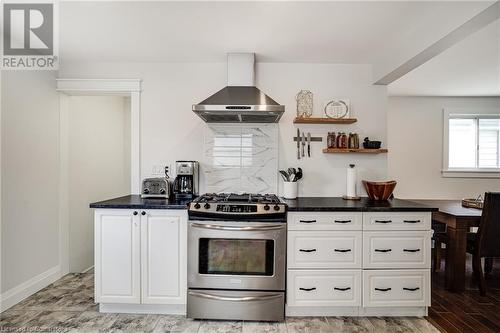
(192, 53, 285, 123)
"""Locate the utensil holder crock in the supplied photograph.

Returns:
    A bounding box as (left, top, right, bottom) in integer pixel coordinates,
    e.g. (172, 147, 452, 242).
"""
(283, 181, 298, 199)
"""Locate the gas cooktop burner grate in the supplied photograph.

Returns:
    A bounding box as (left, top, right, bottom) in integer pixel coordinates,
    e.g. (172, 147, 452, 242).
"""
(195, 193, 282, 204)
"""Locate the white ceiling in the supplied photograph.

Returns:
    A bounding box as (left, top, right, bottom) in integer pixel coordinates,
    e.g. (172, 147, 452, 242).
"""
(388, 19, 500, 96)
(59, 1, 491, 63)
(58, 1, 498, 96)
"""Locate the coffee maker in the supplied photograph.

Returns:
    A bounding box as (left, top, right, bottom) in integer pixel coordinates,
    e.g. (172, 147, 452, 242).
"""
(173, 161, 199, 200)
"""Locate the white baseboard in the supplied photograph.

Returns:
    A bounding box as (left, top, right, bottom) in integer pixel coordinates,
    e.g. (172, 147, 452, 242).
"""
(285, 305, 428, 317)
(81, 266, 94, 274)
(0, 265, 62, 312)
(99, 303, 186, 315)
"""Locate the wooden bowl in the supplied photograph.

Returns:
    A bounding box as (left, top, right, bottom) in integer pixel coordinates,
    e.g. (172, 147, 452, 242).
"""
(362, 180, 397, 200)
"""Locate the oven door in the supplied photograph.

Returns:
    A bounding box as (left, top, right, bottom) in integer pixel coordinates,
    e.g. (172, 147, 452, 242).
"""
(188, 220, 286, 291)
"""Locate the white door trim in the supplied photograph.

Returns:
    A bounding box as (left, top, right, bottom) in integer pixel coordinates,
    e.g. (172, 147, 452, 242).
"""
(56, 78, 142, 274)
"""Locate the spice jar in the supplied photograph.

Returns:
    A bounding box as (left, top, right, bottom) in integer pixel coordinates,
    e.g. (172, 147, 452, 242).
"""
(327, 132, 336, 148)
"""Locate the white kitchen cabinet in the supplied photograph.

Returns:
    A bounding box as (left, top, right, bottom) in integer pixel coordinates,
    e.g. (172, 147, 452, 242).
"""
(94, 209, 141, 304)
(363, 212, 431, 231)
(288, 270, 361, 307)
(363, 269, 430, 307)
(362, 231, 432, 269)
(141, 210, 187, 305)
(286, 211, 431, 317)
(94, 208, 187, 308)
(288, 231, 362, 269)
(288, 212, 362, 231)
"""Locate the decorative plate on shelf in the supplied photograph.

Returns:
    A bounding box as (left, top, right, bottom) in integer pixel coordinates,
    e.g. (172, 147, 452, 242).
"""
(324, 99, 350, 119)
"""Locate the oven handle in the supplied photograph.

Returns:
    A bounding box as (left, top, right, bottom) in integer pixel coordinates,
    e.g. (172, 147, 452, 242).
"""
(190, 223, 286, 231)
(188, 291, 283, 302)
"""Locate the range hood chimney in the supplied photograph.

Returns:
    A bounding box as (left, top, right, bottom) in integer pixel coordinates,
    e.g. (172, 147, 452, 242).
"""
(192, 53, 285, 123)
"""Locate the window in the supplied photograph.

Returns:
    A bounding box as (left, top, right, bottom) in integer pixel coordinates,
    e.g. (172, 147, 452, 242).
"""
(443, 109, 500, 178)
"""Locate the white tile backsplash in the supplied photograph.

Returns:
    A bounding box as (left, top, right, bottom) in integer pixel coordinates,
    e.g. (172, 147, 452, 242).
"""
(203, 124, 278, 194)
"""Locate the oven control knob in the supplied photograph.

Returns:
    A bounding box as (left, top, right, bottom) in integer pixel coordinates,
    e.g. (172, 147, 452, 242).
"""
(194, 203, 201, 209)
(274, 205, 281, 211)
(204, 203, 211, 209)
(264, 204, 270, 211)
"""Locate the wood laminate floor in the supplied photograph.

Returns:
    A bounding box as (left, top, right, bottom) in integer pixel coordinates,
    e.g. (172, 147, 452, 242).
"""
(8, 260, 500, 333)
(428, 254, 500, 333)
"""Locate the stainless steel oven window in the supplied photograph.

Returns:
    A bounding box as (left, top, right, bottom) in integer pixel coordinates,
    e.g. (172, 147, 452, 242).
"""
(198, 238, 274, 276)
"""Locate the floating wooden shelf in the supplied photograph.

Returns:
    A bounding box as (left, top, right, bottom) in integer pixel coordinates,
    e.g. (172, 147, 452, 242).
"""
(323, 148, 388, 154)
(293, 117, 357, 124)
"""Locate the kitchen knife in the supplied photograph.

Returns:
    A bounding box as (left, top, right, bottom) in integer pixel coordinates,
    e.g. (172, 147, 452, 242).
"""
(307, 132, 311, 157)
(301, 132, 306, 157)
(297, 128, 300, 160)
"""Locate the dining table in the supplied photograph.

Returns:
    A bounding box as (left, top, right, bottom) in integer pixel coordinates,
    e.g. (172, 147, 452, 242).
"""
(410, 199, 482, 292)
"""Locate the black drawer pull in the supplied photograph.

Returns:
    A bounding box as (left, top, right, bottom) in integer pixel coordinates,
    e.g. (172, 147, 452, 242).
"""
(375, 249, 392, 253)
(334, 220, 351, 224)
(403, 248, 421, 253)
(375, 220, 392, 224)
(299, 287, 316, 291)
(404, 220, 421, 223)
(334, 287, 351, 291)
(300, 220, 317, 223)
(299, 249, 317, 253)
(375, 287, 392, 292)
(403, 287, 420, 291)
(334, 249, 352, 253)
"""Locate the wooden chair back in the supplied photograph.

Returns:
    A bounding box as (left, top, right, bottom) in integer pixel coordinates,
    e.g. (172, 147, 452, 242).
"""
(476, 192, 500, 258)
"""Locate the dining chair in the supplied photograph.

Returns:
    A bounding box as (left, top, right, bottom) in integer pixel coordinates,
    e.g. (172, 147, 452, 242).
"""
(432, 192, 500, 295)
(469, 192, 500, 295)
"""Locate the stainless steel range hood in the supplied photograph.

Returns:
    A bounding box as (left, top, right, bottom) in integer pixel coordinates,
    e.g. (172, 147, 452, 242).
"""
(192, 53, 285, 123)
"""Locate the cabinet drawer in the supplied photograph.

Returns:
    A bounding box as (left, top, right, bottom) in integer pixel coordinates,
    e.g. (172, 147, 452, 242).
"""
(288, 212, 362, 231)
(363, 231, 431, 269)
(288, 270, 361, 307)
(363, 212, 431, 231)
(363, 270, 430, 307)
(288, 231, 362, 268)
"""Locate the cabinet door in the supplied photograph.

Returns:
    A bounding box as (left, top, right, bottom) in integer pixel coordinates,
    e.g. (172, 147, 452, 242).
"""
(94, 209, 141, 304)
(141, 210, 187, 304)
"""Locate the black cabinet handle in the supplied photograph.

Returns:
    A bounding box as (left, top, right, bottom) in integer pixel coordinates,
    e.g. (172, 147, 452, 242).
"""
(403, 287, 420, 291)
(403, 248, 420, 253)
(375, 288, 392, 292)
(334, 287, 351, 291)
(141, 211, 146, 216)
(334, 249, 352, 253)
(334, 220, 351, 224)
(375, 249, 392, 253)
(375, 220, 392, 224)
(133, 211, 138, 216)
(299, 249, 317, 253)
(403, 220, 421, 223)
(299, 287, 316, 291)
(299, 220, 317, 223)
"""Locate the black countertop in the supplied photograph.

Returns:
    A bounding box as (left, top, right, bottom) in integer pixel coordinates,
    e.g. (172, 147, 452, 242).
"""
(89, 195, 191, 210)
(90, 195, 437, 212)
(283, 197, 438, 212)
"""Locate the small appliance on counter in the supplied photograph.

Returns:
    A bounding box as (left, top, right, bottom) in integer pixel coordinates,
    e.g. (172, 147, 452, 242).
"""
(173, 161, 199, 200)
(141, 166, 172, 199)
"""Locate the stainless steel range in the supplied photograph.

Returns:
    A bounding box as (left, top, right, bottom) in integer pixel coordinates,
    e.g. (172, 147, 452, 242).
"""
(187, 193, 287, 322)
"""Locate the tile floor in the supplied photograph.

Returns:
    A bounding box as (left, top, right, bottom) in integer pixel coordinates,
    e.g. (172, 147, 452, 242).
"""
(1, 273, 439, 332)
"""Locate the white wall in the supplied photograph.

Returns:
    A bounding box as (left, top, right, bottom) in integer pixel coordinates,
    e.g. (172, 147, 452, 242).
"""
(1, 71, 60, 300)
(66, 96, 131, 273)
(59, 61, 388, 197)
(388, 96, 500, 199)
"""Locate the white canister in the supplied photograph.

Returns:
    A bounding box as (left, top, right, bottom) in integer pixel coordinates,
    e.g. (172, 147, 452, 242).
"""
(283, 181, 298, 199)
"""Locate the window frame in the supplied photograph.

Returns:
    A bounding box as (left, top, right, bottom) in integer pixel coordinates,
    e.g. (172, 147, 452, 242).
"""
(442, 108, 500, 178)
